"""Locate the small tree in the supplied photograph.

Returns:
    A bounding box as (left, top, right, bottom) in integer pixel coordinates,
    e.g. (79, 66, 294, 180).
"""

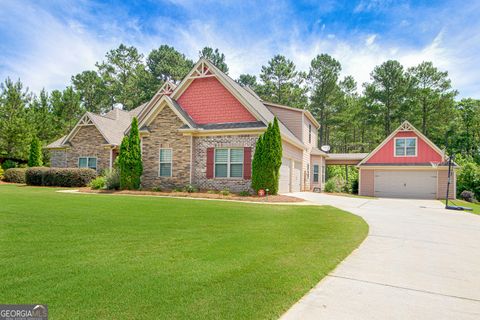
(129, 117, 143, 189)
(251, 117, 283, 194)
(117, 117, 143, 190)
(28, 136, 43, 167)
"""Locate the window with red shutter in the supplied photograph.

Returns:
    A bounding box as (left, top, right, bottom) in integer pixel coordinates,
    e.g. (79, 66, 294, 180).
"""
(243, 147, 252, 179)
(206, 148, 214, 178)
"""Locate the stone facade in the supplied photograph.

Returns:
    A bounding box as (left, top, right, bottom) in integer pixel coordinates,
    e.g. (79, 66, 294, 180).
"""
(49, 126, 111, 173)
(50, 149, 67, 167)
(141, 106, 191, 189)
(192, 134, 258, 192)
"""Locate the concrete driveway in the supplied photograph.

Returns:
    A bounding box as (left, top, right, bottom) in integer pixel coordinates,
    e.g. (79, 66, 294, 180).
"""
(281, 193, 480, 320)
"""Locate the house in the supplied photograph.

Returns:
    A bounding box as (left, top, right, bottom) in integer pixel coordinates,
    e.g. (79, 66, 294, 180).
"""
(46, 58, 327, 193)
(356, 121, 456, 199)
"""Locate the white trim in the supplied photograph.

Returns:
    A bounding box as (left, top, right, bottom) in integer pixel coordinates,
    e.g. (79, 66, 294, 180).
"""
(159, 148, 173, 177)
(393, 137, 418, 157)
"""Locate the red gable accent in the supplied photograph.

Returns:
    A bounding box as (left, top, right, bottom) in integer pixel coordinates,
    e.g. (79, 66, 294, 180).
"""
(366, 131, 443, 164)
(177, 77, 257, 124)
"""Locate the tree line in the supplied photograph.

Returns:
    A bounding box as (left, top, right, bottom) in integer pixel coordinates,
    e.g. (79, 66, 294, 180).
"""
(0, 43, 479, 167)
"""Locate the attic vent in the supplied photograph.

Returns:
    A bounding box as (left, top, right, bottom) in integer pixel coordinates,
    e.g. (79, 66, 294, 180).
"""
(189, 61, 214, 79)
(159, 81, 177, 96)
(399, 121, 414, 131)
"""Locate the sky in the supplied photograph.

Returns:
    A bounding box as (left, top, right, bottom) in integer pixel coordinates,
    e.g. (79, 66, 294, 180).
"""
(0, 0, 479, 98)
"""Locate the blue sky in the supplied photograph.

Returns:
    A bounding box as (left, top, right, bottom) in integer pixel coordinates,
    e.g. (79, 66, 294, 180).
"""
(0, 0, 479, 98)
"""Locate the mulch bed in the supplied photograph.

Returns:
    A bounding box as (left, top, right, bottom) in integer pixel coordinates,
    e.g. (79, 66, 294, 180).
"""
(79, 188, 304, 203)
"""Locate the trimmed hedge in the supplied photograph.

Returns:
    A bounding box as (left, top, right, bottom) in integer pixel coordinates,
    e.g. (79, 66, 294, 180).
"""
(3, 168, 27, 183)
(25, 167, 97, 187)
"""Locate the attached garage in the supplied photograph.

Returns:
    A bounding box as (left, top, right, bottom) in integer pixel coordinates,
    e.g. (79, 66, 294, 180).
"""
(292, 161, 302, 192)
(374, 170, 437, 199)
(279, 158, 291, 193)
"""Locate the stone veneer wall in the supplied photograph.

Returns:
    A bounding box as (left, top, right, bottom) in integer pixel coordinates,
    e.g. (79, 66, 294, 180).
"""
(50, 149, 67, 167)
(192, 134, 258, 192)
(141, 106, 191, 189)
(51, 126, 111, 173)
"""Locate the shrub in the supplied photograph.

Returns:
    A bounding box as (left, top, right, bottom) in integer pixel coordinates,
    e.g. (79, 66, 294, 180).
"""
(351, 178, 359, 194)
(2, 160, 18, 170)
(152, 186, 162, 192)
(183, 184, 197, 193)
(221, 189, 230, 196)
(206, 190, 217, 194)
(25, 167, 49, 185)
(173, 187, 182, 192)
(89, 176, 106, 190)
(26, 168, 96, 187)
(324, 179, 337, 193)
(239, 190, 251, 197)
(456, 161, 480, 200)
(460, 190, 475, 203)
(0, 167, 3, 180)
(118, 117, 143, 190)
(3, 168, 26, 183)
(104, 168, 120, 190)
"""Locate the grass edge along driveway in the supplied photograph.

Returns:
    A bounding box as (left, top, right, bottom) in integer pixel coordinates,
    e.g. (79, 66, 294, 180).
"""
(0, 185, 368, 319)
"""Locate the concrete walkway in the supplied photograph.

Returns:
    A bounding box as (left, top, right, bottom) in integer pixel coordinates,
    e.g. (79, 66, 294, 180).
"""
(281, 193, 480, 320)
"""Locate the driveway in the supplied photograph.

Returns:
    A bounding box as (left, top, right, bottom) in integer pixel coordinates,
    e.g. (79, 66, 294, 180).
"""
(281, 193, 480, 320)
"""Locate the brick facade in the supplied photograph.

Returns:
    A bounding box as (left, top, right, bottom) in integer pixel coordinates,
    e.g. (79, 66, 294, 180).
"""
(141, 106, 191, 189)
(192, 135, 258, 192)
(49, 126, 111, 173)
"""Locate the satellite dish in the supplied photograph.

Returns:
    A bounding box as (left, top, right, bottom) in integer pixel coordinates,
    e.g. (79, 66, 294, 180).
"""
(320, 145, 331, 153)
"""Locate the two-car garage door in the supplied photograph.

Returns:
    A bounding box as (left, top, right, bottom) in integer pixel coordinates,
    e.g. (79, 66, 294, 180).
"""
(374, 170, 437, 199)
(279, 158, 301, 193)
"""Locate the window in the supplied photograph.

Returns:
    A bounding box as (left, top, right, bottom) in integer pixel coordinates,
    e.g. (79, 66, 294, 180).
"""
(313, 164, 319, 183)
(78, 157, 97, 171)
(159, 148, 172, 177)
(308, 124, 312, 143)
(215, 148, 243, 178)
(395, 138, 417, 156)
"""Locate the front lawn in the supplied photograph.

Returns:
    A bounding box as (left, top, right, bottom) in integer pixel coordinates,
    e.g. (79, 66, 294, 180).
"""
(0, 185, 368, 319)
(443, 199, 480, 215)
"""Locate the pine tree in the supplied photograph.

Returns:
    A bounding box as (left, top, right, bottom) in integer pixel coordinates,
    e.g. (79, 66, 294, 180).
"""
(28, 136, 43, 167)
(270, 117, 282, 194)
(129, 117, 143, 189)
(251, 134, 264, 192)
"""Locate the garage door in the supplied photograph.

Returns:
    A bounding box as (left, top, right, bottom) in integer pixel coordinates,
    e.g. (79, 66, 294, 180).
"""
(374, 170, 437, 199)
(292, 161, 302, 192)
(279, 158, 291, 193)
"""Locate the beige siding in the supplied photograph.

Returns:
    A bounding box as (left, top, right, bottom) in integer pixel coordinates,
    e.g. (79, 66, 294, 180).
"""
(302, 115, 318, 149)
(310, 155, 324, 191)
(437, 169, 456, 199)
(282, 140, 303, 162)
(266, 105, 303, 140)
(359, 169, 375, 196)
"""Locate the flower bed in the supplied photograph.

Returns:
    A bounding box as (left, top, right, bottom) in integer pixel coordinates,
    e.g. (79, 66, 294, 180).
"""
(79, 188, 304, 203)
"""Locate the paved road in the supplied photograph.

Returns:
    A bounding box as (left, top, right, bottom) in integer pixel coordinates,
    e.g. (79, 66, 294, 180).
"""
(281, 193, 480, 320)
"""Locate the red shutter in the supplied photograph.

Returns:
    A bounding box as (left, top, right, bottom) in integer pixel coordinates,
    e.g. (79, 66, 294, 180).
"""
(243, 147, 252, 180)
(206, 148, 214, 179)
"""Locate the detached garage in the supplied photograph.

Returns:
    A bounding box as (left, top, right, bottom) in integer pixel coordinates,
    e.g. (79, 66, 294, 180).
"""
(358, 121, 456, 199)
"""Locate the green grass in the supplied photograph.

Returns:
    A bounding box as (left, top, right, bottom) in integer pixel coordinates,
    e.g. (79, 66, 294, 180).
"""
(442, 199, 480, 215)
(0, 185, 368, 319)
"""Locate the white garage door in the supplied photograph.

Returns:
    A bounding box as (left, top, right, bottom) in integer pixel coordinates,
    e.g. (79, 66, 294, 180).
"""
(279, 158, 291, 193)
(292, 161, 302, 192)
(374, 170, 437, 199)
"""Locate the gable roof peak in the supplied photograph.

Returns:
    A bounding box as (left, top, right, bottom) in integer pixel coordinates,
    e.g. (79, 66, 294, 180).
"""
(398, 120, 415, 131)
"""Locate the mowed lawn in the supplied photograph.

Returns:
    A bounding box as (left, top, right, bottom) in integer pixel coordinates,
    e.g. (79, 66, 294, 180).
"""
(0, 185, 368, 319)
